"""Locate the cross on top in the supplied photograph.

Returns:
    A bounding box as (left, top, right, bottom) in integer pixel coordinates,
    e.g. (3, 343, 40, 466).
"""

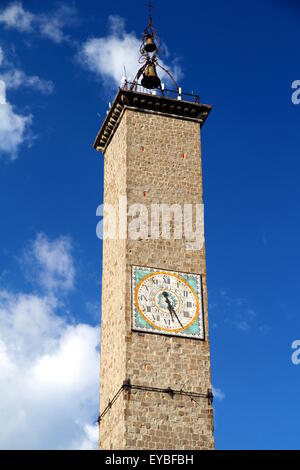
(145, 0, 154, 24)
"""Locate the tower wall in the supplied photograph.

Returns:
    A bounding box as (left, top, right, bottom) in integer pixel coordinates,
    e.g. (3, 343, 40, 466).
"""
(99, 115, 128, 449)
(99, 108, 214, 450)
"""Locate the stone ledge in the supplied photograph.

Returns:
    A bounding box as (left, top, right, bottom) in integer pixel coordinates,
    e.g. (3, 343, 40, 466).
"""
(93, 88, 212, 153)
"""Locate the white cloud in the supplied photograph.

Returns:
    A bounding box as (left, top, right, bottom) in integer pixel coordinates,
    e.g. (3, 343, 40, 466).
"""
(0, 233, 100, 449)
(0, 87, 32, 159)
(209, 288, 270, 334)
(0, 80, 6, 103)
(71, 423, 99, 450)
(0, 2, 77, 43)
(0, 70, 51, 158)
(0, 290, 99, 450)
(38, 5, 78, 44)
(0, 45, 53, 159)
(0, 69, 54, 94)
(212, 386, 225, 401)
(80, 16, 140, 87)
(0, 1, 34, 32)
(258, 324, 271, 335)
(24, 233, 75, 292)
(86, 300, 101, 321)
(79, 15, 183, 89)
(235, 320, 250, 331)
(0, 291, 62, 360)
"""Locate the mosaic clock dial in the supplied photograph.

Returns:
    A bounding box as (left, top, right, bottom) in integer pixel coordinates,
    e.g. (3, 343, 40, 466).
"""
(132, 266, 204, 339)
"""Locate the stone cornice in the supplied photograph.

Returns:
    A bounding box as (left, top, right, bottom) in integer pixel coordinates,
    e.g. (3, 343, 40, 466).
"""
(93, 88, 212, 154)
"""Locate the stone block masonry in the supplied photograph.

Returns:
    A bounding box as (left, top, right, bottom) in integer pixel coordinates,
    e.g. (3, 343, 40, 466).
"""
(98, 103, 215, 450)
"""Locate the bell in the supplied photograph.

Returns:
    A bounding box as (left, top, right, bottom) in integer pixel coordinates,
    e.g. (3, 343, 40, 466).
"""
(144, 35, 157, 53)
(141, 64, 161, 89)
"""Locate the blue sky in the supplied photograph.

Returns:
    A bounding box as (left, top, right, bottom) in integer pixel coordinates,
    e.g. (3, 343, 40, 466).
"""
(0, 0, 299, 450)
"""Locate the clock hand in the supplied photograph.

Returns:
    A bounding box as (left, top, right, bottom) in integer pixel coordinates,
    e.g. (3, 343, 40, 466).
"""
(170, 305, 184, 329)
(162, 291, 184, 328)
(162, 291, 174, 322)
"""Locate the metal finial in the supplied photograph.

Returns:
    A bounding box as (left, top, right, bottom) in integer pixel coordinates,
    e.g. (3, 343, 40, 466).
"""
(145, 0, 154, 27)
(130, 2, 178, 92)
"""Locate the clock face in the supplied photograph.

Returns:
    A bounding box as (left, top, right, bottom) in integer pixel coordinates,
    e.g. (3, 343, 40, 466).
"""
(132, 266, 204, 339)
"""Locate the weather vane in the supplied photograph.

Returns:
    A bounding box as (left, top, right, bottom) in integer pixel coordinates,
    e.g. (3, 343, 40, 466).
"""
(146, 0, 154, 27)
(130, 1, 178, 92)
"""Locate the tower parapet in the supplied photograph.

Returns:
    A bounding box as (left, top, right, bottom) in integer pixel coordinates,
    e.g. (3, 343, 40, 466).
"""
(94, 82, 212, 153)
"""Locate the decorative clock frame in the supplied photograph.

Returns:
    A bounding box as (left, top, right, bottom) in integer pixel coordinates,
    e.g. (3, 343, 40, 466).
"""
(131, 265, 205, 340)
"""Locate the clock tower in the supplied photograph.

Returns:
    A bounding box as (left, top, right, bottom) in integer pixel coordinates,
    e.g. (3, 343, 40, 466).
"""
(94, 8, 215, 450)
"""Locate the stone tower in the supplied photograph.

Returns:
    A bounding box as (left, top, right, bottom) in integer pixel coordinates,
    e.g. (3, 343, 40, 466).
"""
(94, 13, 215, 451)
